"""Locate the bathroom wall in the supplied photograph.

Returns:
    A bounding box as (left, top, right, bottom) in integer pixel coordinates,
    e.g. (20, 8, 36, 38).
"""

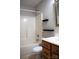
(35, 13, 43, 41)
(20, 5, 35, 11)
(54, 26, 59, 37)
(36, 0, 55, 29)
(20, 9, 36, 47)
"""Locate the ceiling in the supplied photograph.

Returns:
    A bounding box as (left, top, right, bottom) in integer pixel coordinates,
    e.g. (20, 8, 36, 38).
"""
(20, 0, 42, 8)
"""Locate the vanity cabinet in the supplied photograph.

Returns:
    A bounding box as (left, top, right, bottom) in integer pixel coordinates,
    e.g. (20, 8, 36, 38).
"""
(42, 40, 59, 59)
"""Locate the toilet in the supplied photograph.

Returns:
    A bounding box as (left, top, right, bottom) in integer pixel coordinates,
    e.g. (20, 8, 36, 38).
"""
(32, 46, 42, 59)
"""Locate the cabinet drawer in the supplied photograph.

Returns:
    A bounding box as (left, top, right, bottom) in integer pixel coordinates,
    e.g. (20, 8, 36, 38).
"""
(42, 48, 51, 59)
(52, 44, 59, 54)
(42, 40, 51, 50)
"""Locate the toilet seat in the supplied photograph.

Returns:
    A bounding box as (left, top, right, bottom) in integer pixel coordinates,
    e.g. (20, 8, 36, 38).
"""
(33, 46, 42, 53)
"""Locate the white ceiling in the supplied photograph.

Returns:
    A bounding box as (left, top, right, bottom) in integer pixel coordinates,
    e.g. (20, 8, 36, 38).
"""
(20, 0, 42, 8)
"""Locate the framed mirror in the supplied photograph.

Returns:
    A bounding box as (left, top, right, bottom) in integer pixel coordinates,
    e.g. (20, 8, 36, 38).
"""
(55, 0, 59, 26)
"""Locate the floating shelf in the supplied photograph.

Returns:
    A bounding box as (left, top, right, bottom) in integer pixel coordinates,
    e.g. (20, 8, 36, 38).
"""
(42, 19, 48, 22)
(43, 29, 54, 31)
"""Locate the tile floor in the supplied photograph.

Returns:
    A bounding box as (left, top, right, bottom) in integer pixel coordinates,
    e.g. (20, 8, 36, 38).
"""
(21, 54, 42, 59)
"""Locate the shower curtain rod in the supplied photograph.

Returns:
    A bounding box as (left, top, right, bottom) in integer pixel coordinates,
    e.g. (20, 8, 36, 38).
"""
(20, 8, 40, 13)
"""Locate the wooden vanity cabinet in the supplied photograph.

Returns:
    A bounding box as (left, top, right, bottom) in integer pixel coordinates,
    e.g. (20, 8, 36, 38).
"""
(52, 44, 59, 59)
(42, 40, 59, 59)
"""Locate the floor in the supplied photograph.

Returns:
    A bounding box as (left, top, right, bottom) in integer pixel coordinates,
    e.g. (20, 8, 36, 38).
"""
(21, 53, 41, 59)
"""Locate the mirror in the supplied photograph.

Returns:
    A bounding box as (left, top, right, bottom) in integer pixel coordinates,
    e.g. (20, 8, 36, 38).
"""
(55, 0, 59, 26)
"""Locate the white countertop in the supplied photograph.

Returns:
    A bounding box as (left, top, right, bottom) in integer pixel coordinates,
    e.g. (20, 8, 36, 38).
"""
(42, 37, 59, 46)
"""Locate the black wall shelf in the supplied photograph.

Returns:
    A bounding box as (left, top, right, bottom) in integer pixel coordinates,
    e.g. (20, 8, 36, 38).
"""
(42, 19, 48, 22)
(43, 29, 54, 31)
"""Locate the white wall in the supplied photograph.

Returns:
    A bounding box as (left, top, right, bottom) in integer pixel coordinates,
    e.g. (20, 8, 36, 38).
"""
(36, 0, 55, 29)
(54, 26, 59, 37)
(20, 10, 36, 47)
(35, 13, 43, 41)
(20, 5, 35, 11)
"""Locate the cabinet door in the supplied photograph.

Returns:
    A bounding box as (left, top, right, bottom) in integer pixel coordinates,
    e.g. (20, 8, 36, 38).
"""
(42, 40, 51, 50)
(52, 54, 59, 59)
(52, 44, 59, 59)
(52, 44, 59, 55)
(42, 55, 48, 59)
(42, 47, 51, 59)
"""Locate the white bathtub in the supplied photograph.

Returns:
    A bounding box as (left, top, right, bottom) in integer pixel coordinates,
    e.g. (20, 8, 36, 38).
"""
(20, 43, 40, 59)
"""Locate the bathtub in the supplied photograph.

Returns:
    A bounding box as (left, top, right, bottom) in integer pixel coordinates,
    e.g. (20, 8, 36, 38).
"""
(20, 43, 40, 59)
